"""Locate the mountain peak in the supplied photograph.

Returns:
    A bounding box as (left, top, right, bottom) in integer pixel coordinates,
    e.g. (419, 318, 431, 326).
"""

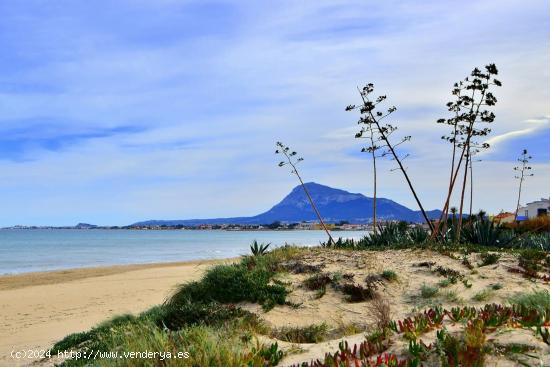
(131, 183, 441, 226)
(284, 182, 364, 205)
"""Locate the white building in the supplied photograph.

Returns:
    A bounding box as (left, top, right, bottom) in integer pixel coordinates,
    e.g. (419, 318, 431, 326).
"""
(518, 197, 550, 219)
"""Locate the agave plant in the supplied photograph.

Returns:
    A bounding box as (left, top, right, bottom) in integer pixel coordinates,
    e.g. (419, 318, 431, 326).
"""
(408, 226, 429, 244)
(361, 223, 409, 248)
(250, 240, 271, 256)
(519, 233, 550, 250)
(460, 218, 513, 247)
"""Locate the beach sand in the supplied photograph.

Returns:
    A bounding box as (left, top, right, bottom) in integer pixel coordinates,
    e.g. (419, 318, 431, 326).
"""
(0, 258, 235, 366)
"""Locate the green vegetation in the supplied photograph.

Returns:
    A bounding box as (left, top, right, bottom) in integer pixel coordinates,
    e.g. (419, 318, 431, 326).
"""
(166, 262, 287, 312)
(380, 269, 398, 282)
(51, 242, 550, 367)
(291, 294, 550, 366)
(420, 284, 439, 298)
(250, 240, 271, 256)
(51, 247, 303, 367)
(472, 289, 494, 302)
(443, 290, 462, 303)
(478, 252, 500, 267)
(322, 217, 550, 252)
(509, 289, 550, 313)
(518, 248, 548, 274)
(271, 323, 328, 343)
(94, 321, 282, 367)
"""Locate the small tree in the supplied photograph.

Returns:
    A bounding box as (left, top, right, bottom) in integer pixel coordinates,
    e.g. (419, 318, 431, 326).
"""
(347, 84, 434, 231)
(514, 149, 534, 220)
(275, 142, 335, 245)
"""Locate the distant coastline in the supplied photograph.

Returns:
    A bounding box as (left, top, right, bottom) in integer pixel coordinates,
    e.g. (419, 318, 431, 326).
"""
(1, 222, 373, 231)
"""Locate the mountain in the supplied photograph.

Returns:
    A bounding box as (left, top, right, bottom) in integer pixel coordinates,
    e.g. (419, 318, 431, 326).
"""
(132, 182, 441, 226)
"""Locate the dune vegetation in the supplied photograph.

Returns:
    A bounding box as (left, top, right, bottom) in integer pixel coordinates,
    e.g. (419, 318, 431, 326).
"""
(46, 232, 550, 366)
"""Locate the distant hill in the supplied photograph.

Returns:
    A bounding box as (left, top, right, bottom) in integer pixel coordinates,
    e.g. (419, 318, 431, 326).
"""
(132, 182, 441, 226)
(75, 223, 98, 229)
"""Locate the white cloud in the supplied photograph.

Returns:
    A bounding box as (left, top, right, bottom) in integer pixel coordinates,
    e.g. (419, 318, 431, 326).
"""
(484, 116, 550, 150)
(1, 0, 550, 225)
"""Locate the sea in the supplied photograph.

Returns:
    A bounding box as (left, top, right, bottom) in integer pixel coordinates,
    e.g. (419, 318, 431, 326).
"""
(0, 229, 368, 275)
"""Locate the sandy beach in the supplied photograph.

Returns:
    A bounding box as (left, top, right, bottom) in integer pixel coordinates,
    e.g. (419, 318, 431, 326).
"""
(2, 248, 549, 366)
(0, 258, 235, 366)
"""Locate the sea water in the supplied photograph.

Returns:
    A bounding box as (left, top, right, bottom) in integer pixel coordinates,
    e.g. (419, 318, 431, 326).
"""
(0, 229, 367, 274)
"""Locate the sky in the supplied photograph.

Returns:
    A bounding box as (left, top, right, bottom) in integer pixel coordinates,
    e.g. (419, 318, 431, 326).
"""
(0, 0, 549, 226)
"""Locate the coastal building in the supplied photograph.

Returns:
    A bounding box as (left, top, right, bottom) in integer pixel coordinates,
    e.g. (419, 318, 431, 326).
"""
(492, 212, 515, 224)
(517, 197, 550, 219)
(295, 222, 316, 230)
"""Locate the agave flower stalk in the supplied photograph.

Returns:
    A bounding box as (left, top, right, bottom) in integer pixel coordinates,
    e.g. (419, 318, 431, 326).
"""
(347, 84, 434, 231)
(275, 142, 335, 245)
(513, 149, 534, 221)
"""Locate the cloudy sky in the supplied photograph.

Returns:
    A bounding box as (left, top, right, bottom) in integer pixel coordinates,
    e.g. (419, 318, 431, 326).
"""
(0, 0, 549, 226)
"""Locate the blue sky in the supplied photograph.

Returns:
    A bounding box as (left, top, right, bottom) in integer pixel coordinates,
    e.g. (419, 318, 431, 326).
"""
(0, 0, 549, 226)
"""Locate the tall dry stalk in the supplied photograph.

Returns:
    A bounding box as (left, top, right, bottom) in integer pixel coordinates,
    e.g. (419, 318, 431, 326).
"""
(275, 142, 335, 245)
(513, 149, 534, 220)
(432, 64, 501, 241)
(352, 88, 384, 234)
(347, 84, 434, 231)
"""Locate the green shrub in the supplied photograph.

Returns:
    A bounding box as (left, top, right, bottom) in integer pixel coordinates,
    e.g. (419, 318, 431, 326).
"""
(509, 290, 550, 314)
(518, 249, 547, 273)
(443, 290, 462, 303)
(167, 262, 287, 311)
(254, 343, 284, 366)
(271, 323, 328, 343)
(420, 284, 439, 298)
(162, 302, 265, 331)
(381, 270, 398, 282)
(478, 252, 500, 267)
(472, 289, 494, 302)
(51, 314, 138, 354)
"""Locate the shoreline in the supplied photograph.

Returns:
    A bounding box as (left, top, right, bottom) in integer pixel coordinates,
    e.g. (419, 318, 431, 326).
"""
(0, 257, 239, 291)
(0, 257, 236, 365)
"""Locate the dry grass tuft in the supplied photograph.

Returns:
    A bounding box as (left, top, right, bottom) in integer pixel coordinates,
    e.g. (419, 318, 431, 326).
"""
(366, 295, 392, 330)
